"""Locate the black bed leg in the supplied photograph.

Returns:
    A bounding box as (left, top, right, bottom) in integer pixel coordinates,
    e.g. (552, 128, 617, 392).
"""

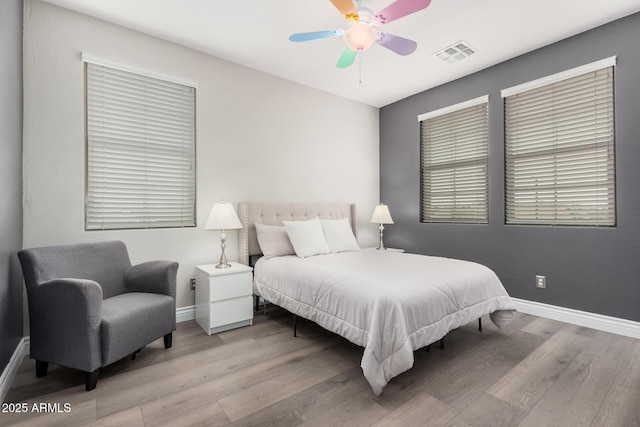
(36, 360, 48, 377)
(478, 317, 483, 331)
(440, 338, 445, 349)
(254, 295, 259, 312)
(293, 314, 298, 337)
(164, 332, 173, 349)
(131, 348, 143, 360)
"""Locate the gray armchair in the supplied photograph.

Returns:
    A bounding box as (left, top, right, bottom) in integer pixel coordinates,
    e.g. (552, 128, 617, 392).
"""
(18, 240, 178, 391)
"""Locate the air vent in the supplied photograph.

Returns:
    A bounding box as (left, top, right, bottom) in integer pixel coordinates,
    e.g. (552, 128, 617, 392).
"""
(433, 40, 476, 63)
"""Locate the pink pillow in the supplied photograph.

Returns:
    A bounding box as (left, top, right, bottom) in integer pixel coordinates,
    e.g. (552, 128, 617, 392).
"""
(255, 223, 295, 258)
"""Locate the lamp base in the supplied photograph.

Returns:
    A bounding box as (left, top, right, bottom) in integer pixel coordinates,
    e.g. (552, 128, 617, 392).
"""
(377, 223, 386, 250)
(215, 261, 232, 269)
(215, 231, 232, 268)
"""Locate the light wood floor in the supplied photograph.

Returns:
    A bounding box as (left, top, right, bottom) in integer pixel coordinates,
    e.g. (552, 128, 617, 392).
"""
(4, 308, 640, 426)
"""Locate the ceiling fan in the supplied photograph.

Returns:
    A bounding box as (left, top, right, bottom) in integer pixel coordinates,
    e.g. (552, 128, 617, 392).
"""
(289, 0, 432, 68)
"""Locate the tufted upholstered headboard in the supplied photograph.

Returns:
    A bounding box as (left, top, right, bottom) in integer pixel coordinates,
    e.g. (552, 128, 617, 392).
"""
(238, 202, 357, 265)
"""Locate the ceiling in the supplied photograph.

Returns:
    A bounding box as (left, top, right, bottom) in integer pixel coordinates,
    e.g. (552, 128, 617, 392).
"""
(42, 0, 640, 107)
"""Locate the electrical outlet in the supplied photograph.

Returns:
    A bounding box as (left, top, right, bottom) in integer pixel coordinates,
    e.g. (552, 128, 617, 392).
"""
(535, 275, 546, 289)
(190, 277, 196, 290)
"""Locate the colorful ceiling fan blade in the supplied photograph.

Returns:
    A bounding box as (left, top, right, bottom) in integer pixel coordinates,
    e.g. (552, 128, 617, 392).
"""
(372, 0, 431, 26)
(289, 29, 344, 42)
(329, 0, 358, 20)
(336, 47, 357, 68)
(376, 32, 417, 55)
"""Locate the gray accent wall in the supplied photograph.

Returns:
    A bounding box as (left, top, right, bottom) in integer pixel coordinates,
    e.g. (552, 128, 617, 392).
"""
(380, 13, 640, 322)
(0, 0, 24, 373)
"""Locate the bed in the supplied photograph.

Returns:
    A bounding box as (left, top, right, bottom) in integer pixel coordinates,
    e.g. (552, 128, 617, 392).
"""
(238, 202, 516, 396)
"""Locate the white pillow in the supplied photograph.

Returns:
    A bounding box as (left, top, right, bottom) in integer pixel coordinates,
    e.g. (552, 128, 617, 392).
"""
(320, 218, 360, 253)
(283, 218, 330, 258)
(255, 223, 295, 258)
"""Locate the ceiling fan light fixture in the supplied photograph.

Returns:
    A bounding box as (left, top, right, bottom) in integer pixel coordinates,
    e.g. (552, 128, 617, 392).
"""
(343, 22, 377, 52)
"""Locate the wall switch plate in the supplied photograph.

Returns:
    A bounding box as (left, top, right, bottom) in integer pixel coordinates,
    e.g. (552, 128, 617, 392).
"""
(536, 275, 546, 289)
(190, 277, 196, 290)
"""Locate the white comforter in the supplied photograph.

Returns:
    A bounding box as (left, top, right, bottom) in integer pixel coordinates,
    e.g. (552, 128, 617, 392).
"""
(254, 249, 516, 395)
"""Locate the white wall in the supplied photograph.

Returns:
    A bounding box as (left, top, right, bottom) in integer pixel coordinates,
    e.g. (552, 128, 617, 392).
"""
(23, 0, 380, 309)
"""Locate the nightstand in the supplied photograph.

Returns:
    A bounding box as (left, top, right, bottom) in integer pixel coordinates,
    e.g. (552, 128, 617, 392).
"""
(195, 262, 253, 335)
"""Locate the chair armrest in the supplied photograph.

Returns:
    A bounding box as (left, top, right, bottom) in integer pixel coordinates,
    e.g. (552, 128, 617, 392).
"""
(35, 278, 103, 324)
(28, 279, 103, 372)
(124, 261, 178, 299)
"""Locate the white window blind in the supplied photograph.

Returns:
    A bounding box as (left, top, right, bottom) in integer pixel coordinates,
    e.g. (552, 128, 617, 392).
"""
(504, 63, 615, 226)
(85, 61, 196, 230)
(420, 97, 489, 223)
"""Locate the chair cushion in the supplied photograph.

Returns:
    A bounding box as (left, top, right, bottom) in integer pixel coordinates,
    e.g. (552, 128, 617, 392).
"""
(101, 292, 174, 366)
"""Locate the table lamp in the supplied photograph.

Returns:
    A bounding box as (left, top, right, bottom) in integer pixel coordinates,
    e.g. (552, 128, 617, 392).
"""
(370, 204, 394, 250)
(205, 200, 243, 268)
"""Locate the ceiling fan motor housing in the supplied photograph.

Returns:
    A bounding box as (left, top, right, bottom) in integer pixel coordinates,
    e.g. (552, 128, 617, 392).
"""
(343, 6, 377, 52)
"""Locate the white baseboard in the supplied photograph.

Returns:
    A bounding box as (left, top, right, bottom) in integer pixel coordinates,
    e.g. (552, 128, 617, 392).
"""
(176, 305, 195, 323)
(1, 337, 29, 403)
(512, 297, 640, 339)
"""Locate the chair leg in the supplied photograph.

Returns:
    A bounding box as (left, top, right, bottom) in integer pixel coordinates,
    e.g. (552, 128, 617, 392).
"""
(35, 360, 48, 377)
(85, 369, 99, 391)
(164, 332, 173, 349)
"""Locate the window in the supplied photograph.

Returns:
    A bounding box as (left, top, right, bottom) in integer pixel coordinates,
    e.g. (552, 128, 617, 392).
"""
(84, 56, 196, 230)
(419, 96, 489, 223)
(503, 57, 615, 226)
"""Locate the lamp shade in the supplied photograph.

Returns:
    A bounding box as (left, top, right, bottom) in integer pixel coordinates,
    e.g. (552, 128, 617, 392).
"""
(343, 22, 377, 52)
(205, 201, 242, 230)
(370, 204, 394, 224)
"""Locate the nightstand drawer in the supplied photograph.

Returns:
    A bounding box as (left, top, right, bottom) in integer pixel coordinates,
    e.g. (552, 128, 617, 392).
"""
(210, 272, 252, 301)
(210, 296, 253, 327)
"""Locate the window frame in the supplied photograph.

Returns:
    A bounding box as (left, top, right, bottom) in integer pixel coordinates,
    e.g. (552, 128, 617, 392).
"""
(418, 95, 490, 224)
(502, 57, 616, 227)
(83, 53, 197, 231)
